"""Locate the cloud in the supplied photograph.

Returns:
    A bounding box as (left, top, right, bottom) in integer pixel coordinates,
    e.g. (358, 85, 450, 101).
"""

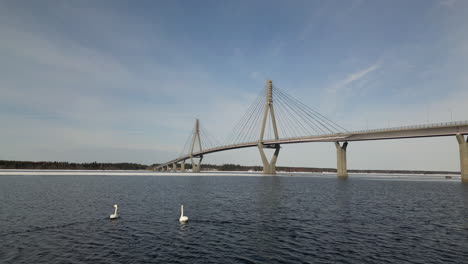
(298, 0, 364, 41)
(317, 61, 382, 118)
(327, 62, 381, 93)
(8, 36, 116, 78)
(437, 0, 459, 8)
(0, 2, 238, 164)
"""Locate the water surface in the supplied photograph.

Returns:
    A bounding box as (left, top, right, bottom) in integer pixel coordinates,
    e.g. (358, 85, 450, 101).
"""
(1, 173, 467, 263)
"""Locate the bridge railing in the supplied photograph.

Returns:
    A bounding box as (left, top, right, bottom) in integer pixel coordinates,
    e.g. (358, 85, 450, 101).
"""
(349, 120, 468, 135)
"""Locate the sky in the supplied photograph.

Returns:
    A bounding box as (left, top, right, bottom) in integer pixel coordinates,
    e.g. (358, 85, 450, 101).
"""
(1, 0, 467, 170)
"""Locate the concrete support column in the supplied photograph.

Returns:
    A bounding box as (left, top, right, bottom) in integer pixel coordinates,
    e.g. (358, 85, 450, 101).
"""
(258, 143, 280, 174)
(181, 161, 186, 172)
(257, 80, 280, 175)
(456, 134, 468, 183)
(162, 166, 167, 172)
(191, 155, 203, 173)
(172, 163, 177, 172)
(335, 141, 348, 178)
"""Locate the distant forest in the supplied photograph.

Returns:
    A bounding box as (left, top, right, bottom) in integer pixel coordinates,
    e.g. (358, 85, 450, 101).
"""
(0, 160, 459, 175)
(0, 160, 148, 170)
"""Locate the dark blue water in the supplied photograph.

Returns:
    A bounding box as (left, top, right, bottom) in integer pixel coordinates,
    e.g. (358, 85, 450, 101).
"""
(1, 174, 467, 263)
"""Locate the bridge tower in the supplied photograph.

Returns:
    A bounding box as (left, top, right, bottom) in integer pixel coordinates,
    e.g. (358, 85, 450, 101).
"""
(258, 80, 281, 174)
(190, 119, 203, 173)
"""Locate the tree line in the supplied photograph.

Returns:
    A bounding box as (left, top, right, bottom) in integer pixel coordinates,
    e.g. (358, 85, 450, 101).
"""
(0, 160, 148, 170)
(1, 160, 458, 174)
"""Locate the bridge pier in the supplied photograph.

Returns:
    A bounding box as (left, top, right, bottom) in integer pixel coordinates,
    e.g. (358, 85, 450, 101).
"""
(191, 155, 203, 173)
(258, 143, 280, 174)
(335, 141, 348, 178)
(172, 163, 177, 172)
(181, 161, 186, 172)
(456, 134, 468, 183)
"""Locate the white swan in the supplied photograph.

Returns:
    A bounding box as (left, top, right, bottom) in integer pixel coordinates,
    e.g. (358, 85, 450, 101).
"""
(179, 204, 188, 223)
(110, 204, 119, 219)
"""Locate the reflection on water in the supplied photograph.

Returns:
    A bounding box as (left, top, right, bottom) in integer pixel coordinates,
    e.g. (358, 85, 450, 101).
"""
(0, 174, 467, 263)
(462, 184, 468, 230)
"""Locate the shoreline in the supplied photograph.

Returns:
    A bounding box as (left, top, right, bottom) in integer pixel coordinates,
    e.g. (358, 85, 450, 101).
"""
(0, 169, 460, 178)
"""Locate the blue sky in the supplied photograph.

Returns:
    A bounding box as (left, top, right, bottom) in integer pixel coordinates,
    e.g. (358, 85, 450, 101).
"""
(1, 0, 467, 170)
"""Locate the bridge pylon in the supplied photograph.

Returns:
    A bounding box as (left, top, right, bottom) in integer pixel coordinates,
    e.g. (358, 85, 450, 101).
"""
(190, 119, 203, 173)
(258, 80, 281, 174)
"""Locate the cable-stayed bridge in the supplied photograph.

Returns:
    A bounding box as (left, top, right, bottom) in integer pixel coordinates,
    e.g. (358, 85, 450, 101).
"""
(154, 80, 468, 182)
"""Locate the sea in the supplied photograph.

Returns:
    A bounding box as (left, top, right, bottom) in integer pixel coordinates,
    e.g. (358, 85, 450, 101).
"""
(1, 171, 467, 263)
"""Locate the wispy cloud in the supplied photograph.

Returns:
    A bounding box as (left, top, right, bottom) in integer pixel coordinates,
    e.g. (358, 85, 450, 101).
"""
(437, 0, 459, 8)
(0, 2, 237, 163)
(328, 62, 381, 93)
(298, 0, 364, 41)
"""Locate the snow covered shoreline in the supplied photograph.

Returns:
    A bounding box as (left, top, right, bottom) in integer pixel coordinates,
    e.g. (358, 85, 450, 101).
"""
(0, 169, 262, 176)
(0, 169, 460, 181)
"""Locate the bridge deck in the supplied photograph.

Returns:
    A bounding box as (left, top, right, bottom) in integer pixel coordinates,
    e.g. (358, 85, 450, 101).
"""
(156, 121, 468, 169)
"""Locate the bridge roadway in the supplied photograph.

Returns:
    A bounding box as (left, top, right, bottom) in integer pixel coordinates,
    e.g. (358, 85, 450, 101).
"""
(156, 121, 468, 169)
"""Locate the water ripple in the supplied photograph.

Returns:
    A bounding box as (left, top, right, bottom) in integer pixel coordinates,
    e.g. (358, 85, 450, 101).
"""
(1, 175, 468, 263)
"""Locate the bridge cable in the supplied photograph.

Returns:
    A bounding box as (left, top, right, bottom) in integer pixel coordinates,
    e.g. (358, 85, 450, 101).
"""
(275, 93, 317, 136)
(274, 87, 339, 134)
(275, 87, 332, 135)
(275, 90, 327, 135)
(274, 88, 331, 134)
(274, 99, 296, 138)
(179, 126, 196, 157)
(274, 86, 348, 133)
(275, 94, 311, 137)
(224, 90, 263, 146)
(238, 96, 263, 143)
(230, 92, 264, 145)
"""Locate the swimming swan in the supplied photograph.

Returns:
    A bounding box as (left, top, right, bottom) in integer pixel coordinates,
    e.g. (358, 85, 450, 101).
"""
(110, 204, 119, 219)
(179, 205, 188, 223)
